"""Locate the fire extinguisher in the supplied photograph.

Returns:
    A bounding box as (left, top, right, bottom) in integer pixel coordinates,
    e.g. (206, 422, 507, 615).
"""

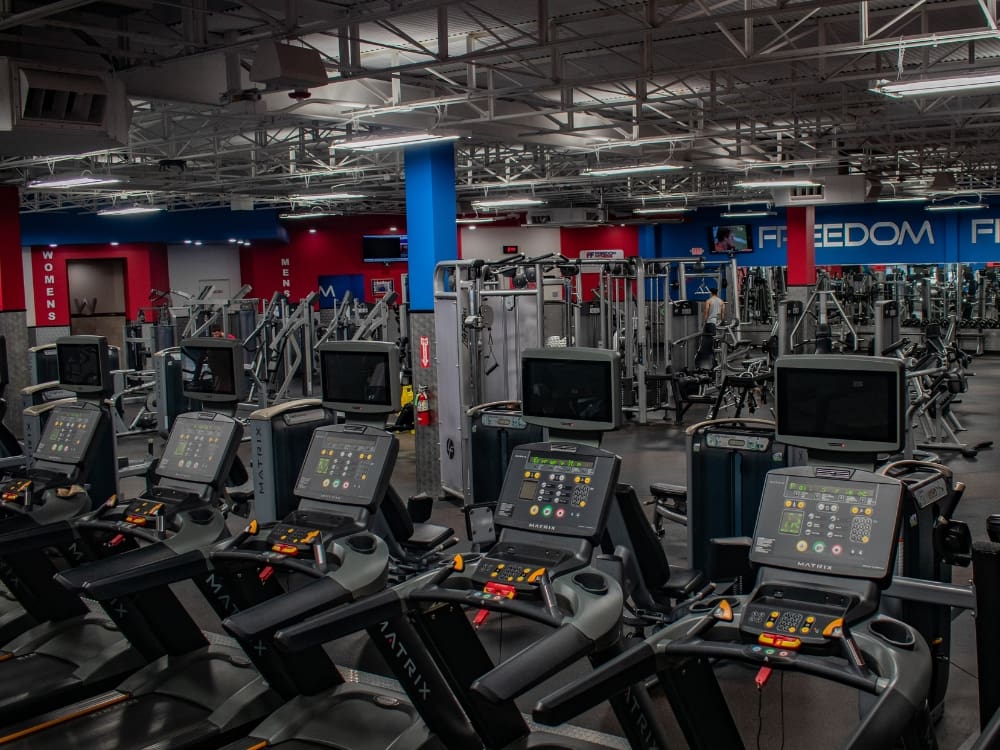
(416, 386, 433, 427)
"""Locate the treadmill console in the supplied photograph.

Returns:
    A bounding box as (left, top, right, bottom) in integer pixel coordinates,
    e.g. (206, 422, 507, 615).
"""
(293, 424, 398, 513)
(740, 466, 904, 652)
(473, 443, 620, 592)
(155, 412, 241, 485)
(32, 403, 102, 465)
(749, 466, 903, 580)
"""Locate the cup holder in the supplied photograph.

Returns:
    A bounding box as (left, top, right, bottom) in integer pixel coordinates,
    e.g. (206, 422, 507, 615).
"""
(347, 533, 377, 554)
(573, 572, 608, 596)
(188, 509, 213, 524)
(868, 618, 916, 650)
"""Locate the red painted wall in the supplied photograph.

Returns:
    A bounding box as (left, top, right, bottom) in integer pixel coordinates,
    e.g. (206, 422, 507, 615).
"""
(559, 225, 640, 300)
(0, 187, 24, 311)
(31, 243, 169, 326)
(239, 215, 408, 304)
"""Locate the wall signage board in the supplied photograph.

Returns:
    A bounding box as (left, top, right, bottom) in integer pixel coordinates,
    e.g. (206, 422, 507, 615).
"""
(371, 278, 394, 298)
(579, 249, 625, 260)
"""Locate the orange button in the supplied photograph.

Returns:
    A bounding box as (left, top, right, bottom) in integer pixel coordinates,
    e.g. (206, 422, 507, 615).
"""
(758, 633, 801, 650)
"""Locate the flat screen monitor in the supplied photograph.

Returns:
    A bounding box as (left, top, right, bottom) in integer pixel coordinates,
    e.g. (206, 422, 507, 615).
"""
(33, 404, 102, 464)
(180, 338, 247, 404)
(709, 224, 753, 254)
(56, 336, 113, 396)
(319, 341, 401, 414)
(774, 355, 905, 455)
(521, 348, 621, 432)
(362, 235, 408, 263)
(156, 412, 240, 484)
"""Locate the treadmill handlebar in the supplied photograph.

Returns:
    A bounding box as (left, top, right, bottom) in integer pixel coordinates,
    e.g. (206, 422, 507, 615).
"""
(0, 519, 75, 554)
(276, 587, 405, 652)
(55, 547, 209, 599)
(211, 549, 326, 578)
(534, 640, 658, 726)
(471, 623, 594, 703)
(224, 576, 353, 641)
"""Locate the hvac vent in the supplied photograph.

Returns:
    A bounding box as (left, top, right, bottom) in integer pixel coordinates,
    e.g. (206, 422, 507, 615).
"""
(789, 184, 824, 201)
(814, 466, 853, 480)
(525, 207, 607, 226)
(772, 176, 868, 207)
(0, 59, 131, 156)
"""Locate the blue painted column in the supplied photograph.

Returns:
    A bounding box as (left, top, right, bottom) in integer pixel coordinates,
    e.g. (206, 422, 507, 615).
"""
(637, 224, 657, 258)
(404, 142, 457, 311)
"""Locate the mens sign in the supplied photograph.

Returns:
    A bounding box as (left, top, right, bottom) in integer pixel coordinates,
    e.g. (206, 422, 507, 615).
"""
(758, 220, 936, 250)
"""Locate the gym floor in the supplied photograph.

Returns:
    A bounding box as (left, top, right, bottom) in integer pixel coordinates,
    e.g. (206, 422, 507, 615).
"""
(118, 357, 1000, 749)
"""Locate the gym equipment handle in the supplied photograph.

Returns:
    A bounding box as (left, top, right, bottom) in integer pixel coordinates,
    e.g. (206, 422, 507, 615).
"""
(471, 623, 593, 702)
(533, 641, 658, 726)
(275, 588, 404, 652)
(224, 576, 352, 641)
(56, 547, 208, 599)
(0, 519, 75, 554)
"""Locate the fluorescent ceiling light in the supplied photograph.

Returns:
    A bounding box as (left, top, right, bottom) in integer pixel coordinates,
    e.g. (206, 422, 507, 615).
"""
(877, 196, 928, 204)
(97, 206, 164, 216)
(456, 216, 499, 224)
(633, 206, 694, 215)
(280, 210, 338, 219)
(925, 202, 987, 212)
(721, 210, 776, 218)
(873, 72, 1000, 98)
(736, 178, 820, 189)
(289, 192, 365, 202)
(595, 135, 690, 149)
(472, 198, 545, 208)
(29, 176, 122, 189)
(741, 158, 832, 169)
(343, 95, 468, 115)
(583, 163, 686, 177)
(333, 133, 459, 151)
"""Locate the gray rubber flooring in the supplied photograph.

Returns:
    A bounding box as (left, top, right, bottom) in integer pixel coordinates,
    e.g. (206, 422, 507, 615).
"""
(114, 356, 1000, 749)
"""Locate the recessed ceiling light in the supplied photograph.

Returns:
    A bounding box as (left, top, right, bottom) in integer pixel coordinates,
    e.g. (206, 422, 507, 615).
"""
(309, 228, 317, 234)
(110, 241, 119, 246)
(720, 210, 776, 218)
(280, 211, 337, 220)
(48, 243, 58, 248)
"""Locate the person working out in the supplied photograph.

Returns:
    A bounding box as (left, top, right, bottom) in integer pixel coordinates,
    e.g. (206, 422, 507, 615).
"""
(210, 325, 236, 340)
(704, 287, 725, 325)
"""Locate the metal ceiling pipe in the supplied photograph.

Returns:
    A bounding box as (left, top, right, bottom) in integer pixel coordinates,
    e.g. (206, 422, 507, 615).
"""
(0, 0, 100, 32)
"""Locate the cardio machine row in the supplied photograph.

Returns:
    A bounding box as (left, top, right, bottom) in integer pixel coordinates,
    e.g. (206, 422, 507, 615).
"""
(0, 337, 978, 750)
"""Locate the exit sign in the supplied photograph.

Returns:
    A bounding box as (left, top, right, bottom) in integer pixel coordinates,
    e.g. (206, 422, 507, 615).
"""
(503, 245, 519, 254)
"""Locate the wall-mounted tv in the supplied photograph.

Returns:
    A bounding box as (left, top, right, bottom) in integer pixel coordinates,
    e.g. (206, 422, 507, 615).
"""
(708, 224, 754, 254)
(362, 235, 409, 263)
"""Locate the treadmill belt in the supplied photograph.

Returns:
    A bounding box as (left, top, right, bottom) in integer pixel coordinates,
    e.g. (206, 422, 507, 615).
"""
(3, 695, 210, 750)
(0, 655, 76, 702)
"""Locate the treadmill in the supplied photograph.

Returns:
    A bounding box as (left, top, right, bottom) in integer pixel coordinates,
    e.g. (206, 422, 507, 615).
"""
(272, 440, 665, 750)
(0, 411, 247, 748)
(535, 465, 937, 750)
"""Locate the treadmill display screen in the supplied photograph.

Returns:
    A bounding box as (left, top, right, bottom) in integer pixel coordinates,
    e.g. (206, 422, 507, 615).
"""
(157, 418, 235, 484)
(33, 407, 101, 464)
(751, 472, 902, 580)
(295, 431, 387, 508)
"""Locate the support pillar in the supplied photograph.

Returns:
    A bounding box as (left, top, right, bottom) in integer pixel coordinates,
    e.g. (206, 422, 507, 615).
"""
(0, 186, 28, 437)
(785, 206, 816, 348)
(404, 143, 457, 498)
